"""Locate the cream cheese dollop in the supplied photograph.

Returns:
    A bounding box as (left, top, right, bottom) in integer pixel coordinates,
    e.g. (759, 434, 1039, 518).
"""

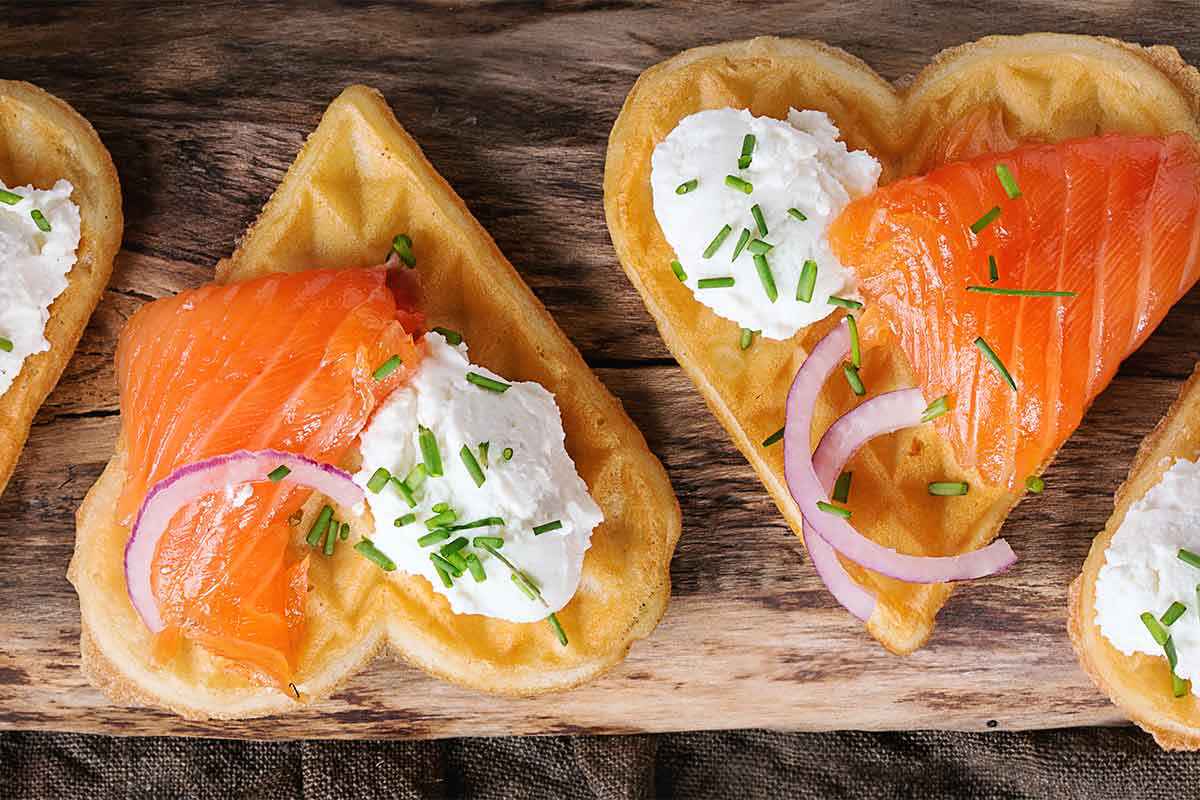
(650, 108, 880, 340)
(1095, 456, 1200, 695)
(0, 179, 81, 395)
(354, 332, 603, 622)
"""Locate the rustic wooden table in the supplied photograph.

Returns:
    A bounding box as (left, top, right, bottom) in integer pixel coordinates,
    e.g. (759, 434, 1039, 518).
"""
(2, 1, 1197, 739)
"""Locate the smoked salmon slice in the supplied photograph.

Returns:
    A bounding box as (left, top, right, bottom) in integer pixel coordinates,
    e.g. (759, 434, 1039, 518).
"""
(829, 133, 1200, 491)
(115, 267, 420, 686)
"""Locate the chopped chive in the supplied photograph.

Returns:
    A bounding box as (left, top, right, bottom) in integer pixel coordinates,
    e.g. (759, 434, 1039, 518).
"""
(816, 500, 851, 519)
(432, 502, 449, 514)
(747, 239, 773, 255)
(697, 276, 735, 289)
(738, 134, 756, 169)
(473, 536, 504, 549)
(970, 206, 1002, 234)
(433, 561, 454, 588)
(731, 227, 752, 261)
(418, 425, 443, 476)
(390, 477, 416, 508)
(339, 522, 349, 541)
(832, 471, 852, 504)
(30, 209, 50, 232)
(0, 189, 21, 205)
(548, 612, 569, 646)
(323, 523, 338, 556)
(1162, 602, 1188, 626)
(405, 463, 428, 491)
(366, 467, 391, 493)
(967, 286, 1076, 298)
(426, 510, 458, 530)
(533, 520, 563, 536)
(1142, 612, 1170, 647)
(440, 536, 470, 556)
(762, 426, 785, 447)
(502, 447, 514, 461)
(0, 337, 11, 352)
(787, 207, 807, 222)
(418, 529, 451, 547)
(450, 517, 505, 531)
(752, 254, 778, 302)
(988, 254, 999, 283)
(1166, 636, 1180, 669)
(670, 259, 687, 282)
(1174, 673, 1190, 698)
(432, 326, 463, 346)
(431, 552, 462, 578)
(724, 175, 753, 194)
(466, 371, 510, 393)
(928, 481, 970, 496)
(675, 178, 699, 195)
(306, 505, 334, 546)
(739, 328, 755, 350)
(511, 572, 537, 600)
(373, 355, 403, 381)
(267, 465, 291, 482)
(750, 203, 767, 237)
(702, 224, 733, 258)
(1025, 475, 1045, 494)
(444, 550, 469, 573)
(394, 513, 417, 527)
(974, 337, 1017, 391)
(796, 259, 817, 303)
(478, 442, 490, 469)
(460, 445, 486, 487)
(828, 296, 863, 310)
(995, 164, 1021, 199)
(391, 233, 416, 267)
(842, 362, 865, 396)
(354, 538, 396, 571)
(921, 395, 950, 423)
(466, 553, 486, 582)
(1178, 549, 1200, 569)
(846, 316, 861, 368)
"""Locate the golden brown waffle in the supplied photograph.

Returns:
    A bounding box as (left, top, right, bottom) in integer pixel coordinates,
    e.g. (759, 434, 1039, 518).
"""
(71, 85, 680, 719)
(604, 34, 1200, 654)
(0, 81, 122, 495)
(1070, 367, 1200, 750)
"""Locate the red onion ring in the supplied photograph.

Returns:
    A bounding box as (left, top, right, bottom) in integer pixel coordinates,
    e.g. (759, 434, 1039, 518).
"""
(784, 325, 1016, 583)
(124, 449, 364, 633)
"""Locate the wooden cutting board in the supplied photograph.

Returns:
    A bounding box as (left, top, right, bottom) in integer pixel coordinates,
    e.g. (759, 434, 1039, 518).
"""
(2, 1, 1197, 739)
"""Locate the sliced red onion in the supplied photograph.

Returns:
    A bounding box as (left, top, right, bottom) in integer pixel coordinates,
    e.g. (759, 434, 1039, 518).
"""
(784, 326, 1016, 583)
(124, 449, 363, 633)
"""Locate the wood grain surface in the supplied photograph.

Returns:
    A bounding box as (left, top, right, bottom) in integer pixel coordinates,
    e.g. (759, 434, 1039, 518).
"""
(2, 0, 1199, 739)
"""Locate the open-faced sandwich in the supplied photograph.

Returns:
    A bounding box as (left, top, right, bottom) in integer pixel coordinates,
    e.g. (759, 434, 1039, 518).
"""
(0, 81, 122, 495)
(69, 85, 679, 719)
(605, 34, 1200, 653)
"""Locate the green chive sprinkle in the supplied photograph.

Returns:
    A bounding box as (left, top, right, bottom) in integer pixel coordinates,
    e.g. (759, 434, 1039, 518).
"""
(30, 209, 50, 232)
(267, 465, 291, 482)
(1142, 612, 1170, 647)
(355, 538, 396, 571)
(460, 445, 486, 487)
(405, 463, 428, 491)
(739, 328, 755, 351)
(1166, 636, 1180, 670)
(703, 224, 733, 258)
(738, 134, 756, 169)
(466, 553, 486, 582)
(928, 481, 969, 496)
(842, 362, 865, 396)
(828, 296, 863, 310)
(426, 510, 458, 530)
(750, 203, 768, 236)
(1162, 602, 1188, 626)
(340, 522, 349, 540)
(0, 338, 11, 353)
(373, 355, 403, 381)
(394, 513, 417, 527)
(390, 476, 416, 508)
(846, 316, 861, 368)
(966, 286, 1076, 298)
(832, 471, 852, 504)
(418, 529, 451, 547)
(466, 371, 510, 393)
(323, 523, 338, 556)
(670, 260, 688, 282)
(548, 612, 569, 646)
(996, 164, 1021, 199)
(676, 179, 699, 195)
(445, 552, 470, 575)
(1174, 673, 1190, 698)
(391, 233, 416, 267)
(0, 189, 20, 205)
(1179, 549, 1200, 569)
(433, 326, 463, 346)
(306, 505, 334, 547)
(502, 447, 514, 461)
(366, 467, 391, 493)
(921, 395, 950, 423)
(753, 254, 778, 302)
(533, 520, 563, 536)
(988, 255, 999, 283)
(747, 239, 773, 255)
(433, 561, 454, 588)
(816, 500, 851, 519)
(1025, 475, 1045, 494)
(762, 426, 785, 447)
(697, 276, 735, 289)
(725, 175, 753, 194)
(796, 259, 817, 303)
(432, 552, 462, 578)
(433, 501, 449, 513)
(511, 572, 537, 600)
(970, 206, 1002, 235)
(440, 536, 470, 556)
(974, 337, 1017, 391)
(450, 517, 505, 531)
(418, 425, 443, 476)
(731, 228, 752, 261)
(788, 207, 807, 222)
(473, 536, 504, 549)
(478, 442, 490, 468)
